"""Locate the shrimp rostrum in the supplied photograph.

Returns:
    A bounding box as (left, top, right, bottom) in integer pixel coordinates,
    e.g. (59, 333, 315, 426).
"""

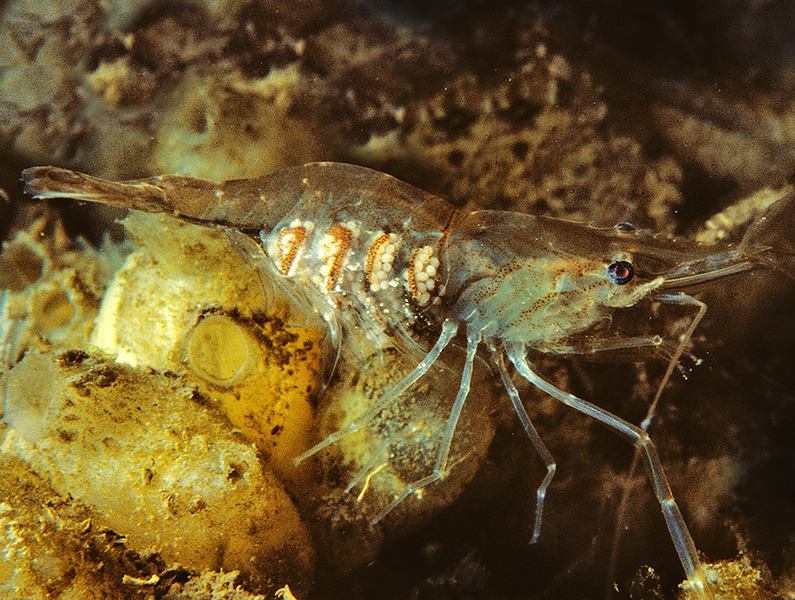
(21, 162, 795, 599)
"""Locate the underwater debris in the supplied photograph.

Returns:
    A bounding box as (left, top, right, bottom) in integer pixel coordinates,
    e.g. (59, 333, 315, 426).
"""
(0, 225, 127, 371)
(0, 453, 163, 600)
(679, 558, 775, 600)
(163, 571, 271, 600)
(0, 454, 279, 600)
(151, 69, 333, 181)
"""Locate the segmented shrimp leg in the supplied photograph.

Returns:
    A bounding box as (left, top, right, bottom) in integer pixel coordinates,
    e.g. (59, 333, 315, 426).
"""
(495, 331, 679, 545)
(370, 323, 481, 525)
(540, 335, 664, 355)
(504, 341, 711, 600)
(493, 347, 556, 544)
(637, 293, 708, 429)
(606, 293, 709, 596)
(294, 320, 459, 465)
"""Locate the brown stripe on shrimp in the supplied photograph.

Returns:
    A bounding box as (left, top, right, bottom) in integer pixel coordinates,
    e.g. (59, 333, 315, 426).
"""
(365, 231, 400, 293)
(272, 219, 312, 276)
(405, 244, 441, 307)
(314, 222, 354, 292)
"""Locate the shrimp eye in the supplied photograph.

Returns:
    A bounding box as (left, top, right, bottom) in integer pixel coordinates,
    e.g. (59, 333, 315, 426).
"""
(607, 260, 634, 285)
(615, 222, 636, 232)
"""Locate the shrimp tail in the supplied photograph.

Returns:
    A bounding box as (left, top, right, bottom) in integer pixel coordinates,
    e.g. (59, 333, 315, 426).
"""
(22, 167, 204, 214)
(20, 166, 279, 231)
(739, 186, 795, 276)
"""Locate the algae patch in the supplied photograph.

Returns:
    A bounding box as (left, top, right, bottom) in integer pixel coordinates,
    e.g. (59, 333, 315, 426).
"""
(89, 212, 324, 477)
(1, 350, 314, 595)
(0, 209, 323, 596)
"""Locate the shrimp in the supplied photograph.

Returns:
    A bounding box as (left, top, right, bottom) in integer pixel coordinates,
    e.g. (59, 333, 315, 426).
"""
(20, 162, 795, 599)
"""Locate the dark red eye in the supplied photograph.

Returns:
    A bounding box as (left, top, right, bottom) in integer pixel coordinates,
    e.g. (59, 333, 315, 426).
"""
(607, 260, 634, 285)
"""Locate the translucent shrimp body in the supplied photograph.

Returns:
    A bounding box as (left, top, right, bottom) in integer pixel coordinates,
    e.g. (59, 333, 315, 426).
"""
(22, 162, 792, 599)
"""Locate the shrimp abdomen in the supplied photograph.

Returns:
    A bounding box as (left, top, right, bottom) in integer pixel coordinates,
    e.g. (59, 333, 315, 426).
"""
(21, 163, 460, 238)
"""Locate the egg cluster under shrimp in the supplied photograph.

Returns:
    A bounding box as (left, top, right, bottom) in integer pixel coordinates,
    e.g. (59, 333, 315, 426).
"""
(365, 232, 400, 293)
(262, 203, 450, 352)
(405, 245, 441, 307)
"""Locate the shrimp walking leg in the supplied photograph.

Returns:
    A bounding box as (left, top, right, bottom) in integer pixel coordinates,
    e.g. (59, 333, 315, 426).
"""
(371, 326, 481, 525)
(606, 293, 709, 595)
(641, 293, 708, 432)
(504, 342, 711, 600)
(293, 320, 460, 465)
(493, 348, 556, 544)
(541, 335, 664, 355)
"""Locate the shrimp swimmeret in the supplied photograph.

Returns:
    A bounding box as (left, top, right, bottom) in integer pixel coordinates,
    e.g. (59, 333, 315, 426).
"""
(22, 162, 795, 599)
